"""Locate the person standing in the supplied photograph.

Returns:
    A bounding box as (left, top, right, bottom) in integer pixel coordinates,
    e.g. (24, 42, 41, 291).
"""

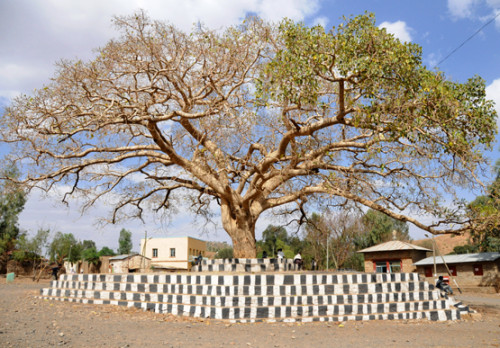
(294, 252, 303, 271)
(311, 258, 318, 271)
(277, 249, 284, 259)
(51, 264, 60, 280)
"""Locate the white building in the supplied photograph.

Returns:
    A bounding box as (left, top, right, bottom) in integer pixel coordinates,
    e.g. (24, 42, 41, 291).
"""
(140, 236, 207, 270)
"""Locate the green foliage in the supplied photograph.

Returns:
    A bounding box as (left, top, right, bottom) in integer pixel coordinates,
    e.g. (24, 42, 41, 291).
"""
(215, 247, 234, 259)
(0, 166, 26, 256)
(12, 228, 50, 262)
(275, 239, 295, 259)
(359, 209, 410, 248)
(49, 232, 81, 263)
(81, 240, 96, 251)
(118, 228, 133, 255)
(468, 161, 500, 252)
(450, 244, 479, 255)
(342, 253, 365, 272)
(98, 246, 116, 257)
(82, 247, 100, 265)
(260, 225, 289, 257)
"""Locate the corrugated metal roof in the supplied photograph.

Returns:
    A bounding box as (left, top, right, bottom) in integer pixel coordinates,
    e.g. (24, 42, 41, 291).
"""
(109, 253, 139, 261)
(413, 252, 500, 266)
(358, 240, 431, 253)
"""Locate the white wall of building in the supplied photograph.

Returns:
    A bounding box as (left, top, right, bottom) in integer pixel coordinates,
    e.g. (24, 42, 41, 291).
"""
(140, 237, 206, 270)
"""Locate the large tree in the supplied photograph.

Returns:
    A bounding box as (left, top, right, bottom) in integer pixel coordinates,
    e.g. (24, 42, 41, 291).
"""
(0, 165, 26, 272)
(0, 13, 496, 257)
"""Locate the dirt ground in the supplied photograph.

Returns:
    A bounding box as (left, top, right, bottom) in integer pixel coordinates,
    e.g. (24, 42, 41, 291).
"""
(1, 277, 499, 348)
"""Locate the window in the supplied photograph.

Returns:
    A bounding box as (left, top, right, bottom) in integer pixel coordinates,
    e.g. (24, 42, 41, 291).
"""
(152, 248, 158, 258)
(375, 260, 401, 273)
(473, 264, 483, 276)
(389, 261, 401, 273)
(449, 265, 457, 276)
(375, 261, 387, 273)
(170, 248, 176, 257)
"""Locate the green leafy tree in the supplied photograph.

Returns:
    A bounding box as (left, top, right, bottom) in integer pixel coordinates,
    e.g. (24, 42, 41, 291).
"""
(0, 166, 26, 272)
(98, 246, 116, 257)
(118, 228, 133, 255)
(81, 240, 96, 251)
(1, 13, 496, 258)
(450, 244, 479, 255)
(49, 232, 81, 264)
(467, 161, 500, 252)
(260, 225, 289, 257)
(360, 209, 410, 248)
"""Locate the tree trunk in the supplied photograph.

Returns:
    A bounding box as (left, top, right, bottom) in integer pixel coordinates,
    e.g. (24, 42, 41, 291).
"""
(221, 200, 257, 258)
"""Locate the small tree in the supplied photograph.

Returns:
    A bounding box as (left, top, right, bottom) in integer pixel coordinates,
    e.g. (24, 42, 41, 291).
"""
(118, 228, 133, 255)
(304, 209, 364, 270)
(215, 247, 234, 259)
(13, 228, 50, 279)
(82, 247, 101, 273)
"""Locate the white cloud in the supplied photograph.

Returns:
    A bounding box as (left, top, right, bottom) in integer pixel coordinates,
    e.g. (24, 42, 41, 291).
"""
(425, 53, 441, 69)
(313, 16, 329, 28)
(0, 0, 320, 100)
(447, 0, 480, 18)
(379, 20, 412, 42)
(486, 78, 500, 128)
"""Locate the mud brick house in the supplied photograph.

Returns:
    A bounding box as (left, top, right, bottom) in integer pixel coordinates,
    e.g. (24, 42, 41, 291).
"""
(109, 254, 151, 273)
(414, 252, 500, 291)
(358, 240, 431, 273)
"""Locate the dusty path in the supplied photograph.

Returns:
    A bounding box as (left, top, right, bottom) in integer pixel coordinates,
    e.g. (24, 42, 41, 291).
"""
(1, 277, 499, 348)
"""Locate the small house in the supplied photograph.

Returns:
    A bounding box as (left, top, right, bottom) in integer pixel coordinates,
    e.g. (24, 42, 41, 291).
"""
(109, 254, 151, 273)
(414, 252, 500, 291)
(358, 240, 431, 273)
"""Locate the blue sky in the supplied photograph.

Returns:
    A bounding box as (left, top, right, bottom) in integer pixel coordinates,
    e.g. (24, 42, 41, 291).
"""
(0, 0, 499, 251)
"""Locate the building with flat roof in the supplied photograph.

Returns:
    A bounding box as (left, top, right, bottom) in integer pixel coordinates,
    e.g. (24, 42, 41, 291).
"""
(140, 236, 207, 271)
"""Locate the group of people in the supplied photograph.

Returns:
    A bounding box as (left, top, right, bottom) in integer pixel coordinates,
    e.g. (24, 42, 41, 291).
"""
(261, 249, 319, 271)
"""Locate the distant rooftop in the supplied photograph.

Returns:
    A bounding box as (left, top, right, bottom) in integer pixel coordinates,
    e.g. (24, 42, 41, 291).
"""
(109, 253, 140, 261)
(140, 236, 206, 242)
(414, 252, 500, 266)
(358, 240, 431, 253)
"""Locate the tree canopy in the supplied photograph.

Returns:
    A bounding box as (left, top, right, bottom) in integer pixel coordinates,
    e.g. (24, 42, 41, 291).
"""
(468, 162, 500, 252)
(1, 12, 496, 257)
(0, 165, 26, 271)
(118, 228, 133, 255)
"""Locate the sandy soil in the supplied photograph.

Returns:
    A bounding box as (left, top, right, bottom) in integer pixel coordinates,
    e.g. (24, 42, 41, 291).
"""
(1, 277, 499, 348)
